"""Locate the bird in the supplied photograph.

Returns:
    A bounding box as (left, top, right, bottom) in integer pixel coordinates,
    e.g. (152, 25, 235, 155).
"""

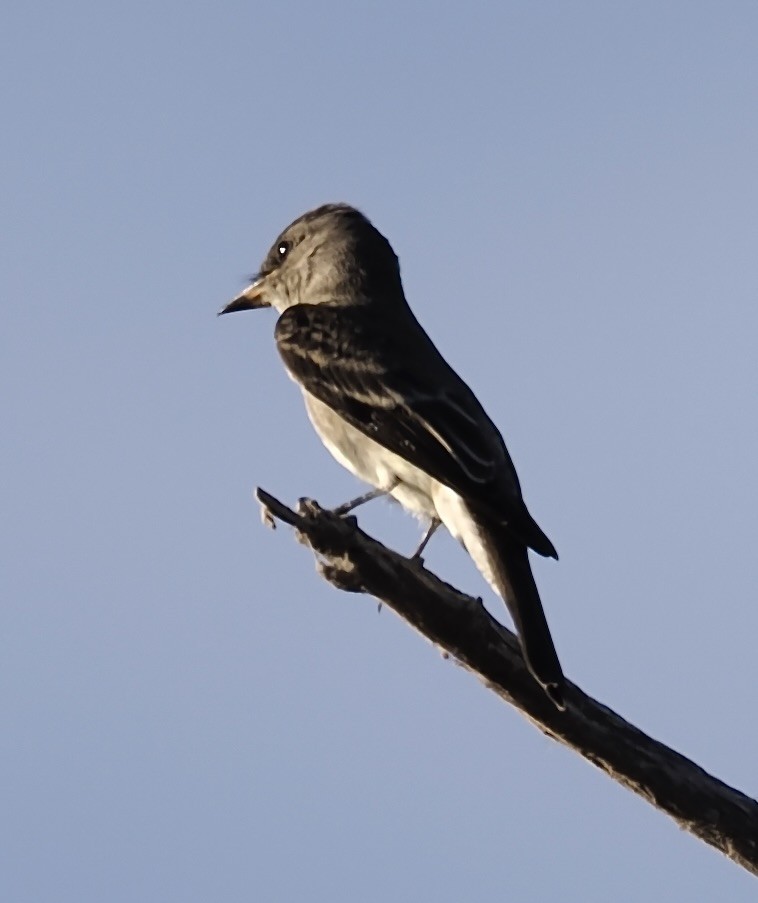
(220, 203, 566, 709)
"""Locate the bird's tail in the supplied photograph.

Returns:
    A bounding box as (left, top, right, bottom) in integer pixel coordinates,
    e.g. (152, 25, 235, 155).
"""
(477, 517, 565, 710)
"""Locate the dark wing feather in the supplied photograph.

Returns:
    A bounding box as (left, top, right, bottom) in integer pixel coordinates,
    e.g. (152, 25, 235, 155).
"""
(275, 303, 556, 558)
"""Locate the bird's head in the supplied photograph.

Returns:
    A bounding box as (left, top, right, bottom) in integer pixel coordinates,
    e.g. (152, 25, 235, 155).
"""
(219, 203, 403, 316)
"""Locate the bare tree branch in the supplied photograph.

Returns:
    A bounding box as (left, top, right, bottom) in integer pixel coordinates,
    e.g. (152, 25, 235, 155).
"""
(256, 487, 758, 877)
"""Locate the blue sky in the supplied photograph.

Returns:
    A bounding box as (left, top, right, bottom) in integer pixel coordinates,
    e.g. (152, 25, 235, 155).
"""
(2, 2, 758, 900)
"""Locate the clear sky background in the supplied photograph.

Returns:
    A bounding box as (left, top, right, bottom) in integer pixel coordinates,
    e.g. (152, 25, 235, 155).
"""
(2, 2, 757, 900)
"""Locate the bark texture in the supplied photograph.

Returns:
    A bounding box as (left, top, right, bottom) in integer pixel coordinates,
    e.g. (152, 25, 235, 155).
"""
(256, 488, 758, 877)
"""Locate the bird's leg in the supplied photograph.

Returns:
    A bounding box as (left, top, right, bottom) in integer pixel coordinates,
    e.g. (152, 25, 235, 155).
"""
(411, 517, 441, 560)
(332, 481, 398, 517)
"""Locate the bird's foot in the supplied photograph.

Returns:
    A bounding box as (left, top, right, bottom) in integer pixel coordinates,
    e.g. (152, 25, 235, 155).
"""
(409, 517, 441, 562)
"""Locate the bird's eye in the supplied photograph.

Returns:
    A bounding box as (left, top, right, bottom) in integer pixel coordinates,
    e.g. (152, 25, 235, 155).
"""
(277, 241, 291, 260)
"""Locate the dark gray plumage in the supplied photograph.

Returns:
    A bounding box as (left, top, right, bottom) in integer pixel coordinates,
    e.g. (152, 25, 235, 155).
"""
(221, 204, 565, 708)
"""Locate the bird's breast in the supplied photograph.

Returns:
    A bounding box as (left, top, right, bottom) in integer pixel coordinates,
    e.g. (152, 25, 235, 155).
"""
(302, 392, 437, 519)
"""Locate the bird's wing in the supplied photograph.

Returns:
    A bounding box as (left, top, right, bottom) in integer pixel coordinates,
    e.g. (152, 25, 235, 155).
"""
(274, 304, 556, 558)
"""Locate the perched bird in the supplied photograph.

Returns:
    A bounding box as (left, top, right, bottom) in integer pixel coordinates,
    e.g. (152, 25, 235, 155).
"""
(220, 204, 565, 709)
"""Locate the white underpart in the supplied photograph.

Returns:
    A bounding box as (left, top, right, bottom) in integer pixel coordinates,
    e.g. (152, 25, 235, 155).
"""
(303, 392, 501, 595)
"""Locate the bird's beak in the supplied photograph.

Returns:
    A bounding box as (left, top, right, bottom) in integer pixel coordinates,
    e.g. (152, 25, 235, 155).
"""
(218, 277, 271, 315)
